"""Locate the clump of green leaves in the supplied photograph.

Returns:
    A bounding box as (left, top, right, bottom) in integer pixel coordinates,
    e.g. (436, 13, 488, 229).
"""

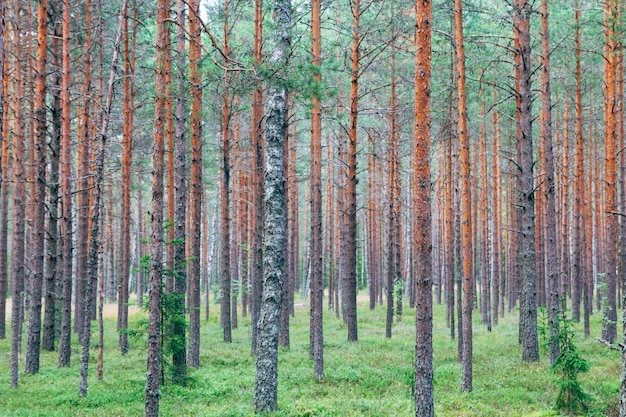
(551, 309, 591, 415)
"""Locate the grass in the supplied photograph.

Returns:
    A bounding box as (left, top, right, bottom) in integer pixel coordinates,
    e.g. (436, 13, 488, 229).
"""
(0, 294, 620, 416)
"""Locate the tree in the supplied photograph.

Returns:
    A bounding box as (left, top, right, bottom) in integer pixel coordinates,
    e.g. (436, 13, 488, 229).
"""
(0, 0, 8, 340)
(188, 0, 203, 365)
(454, 0, 473, 392)
(309, 0, 324, 379)
(601, 0, 618, 345)
(171, 0, 188, 384)
(57, 0, 73, 368)
(145, 0, 169, 412)
(24, 0, 48, 375)
(118, 0, 134, 355)
(514, 0, 539, 362)
(10, 0, 26, 387)
(414, 0, 434, 414)
(79, 0, 127, 397)
(220, 0, 232, 345)
(345, 0, 360, 343)
(253, 0, 290, 410)
(540, 0, 560, 365)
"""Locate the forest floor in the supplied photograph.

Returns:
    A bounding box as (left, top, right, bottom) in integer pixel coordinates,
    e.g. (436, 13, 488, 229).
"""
(0, 293, 620, 416)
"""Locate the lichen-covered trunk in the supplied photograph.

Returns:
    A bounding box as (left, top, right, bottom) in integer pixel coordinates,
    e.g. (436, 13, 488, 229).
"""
(414, 0, 434, 415)
(145, 0, 168, 413)
(455, 0, 473, 392)
(43, 9, 61, 352)
(514, 0, 539, 362)
(253, 0, 290, 410)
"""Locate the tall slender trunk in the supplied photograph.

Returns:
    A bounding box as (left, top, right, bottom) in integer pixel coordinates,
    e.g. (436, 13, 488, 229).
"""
(118, 0, 133, 355)
(478, 87, 491, 331)
(220, 0, 232, 344)
(10, 0, 26, 387)
(572, 2, 583, 323)
(171, 0, 188, 384)
(24, 0, 48, 375)
(75, 0, 94, 332)
(309, 0, 323, 377)
(253, 0, 290, 409)
(43, 4, 62, 352)
(455, 0, 473, 392)
(491, 88, 502, 323)
(414, 0, 433, 414)
(188, 0, 203, 366)
(0, 15, 9, 340)
(561, 94, 570, 308)
(250, 0, 264, 354)
(540, 0, 560, 363)
(145, 0, 168, 413)
(345, 0, 360, 342)
(602, 0, 618, 344)
(79, 0, 127, 397)
(514, 0, 539, 362)
(57, 0, 73, 367)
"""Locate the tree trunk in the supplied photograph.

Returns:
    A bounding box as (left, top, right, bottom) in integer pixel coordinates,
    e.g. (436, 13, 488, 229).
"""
(79, 0, 127, 397)
(24, 0, 48, 375)
(455, 0, 473, 392)
(57, 0, 73, 367)
(414, 0, 434, 414)
(10, 0, 26, 386)
(0, 13, 8, 340)
(572, 2, 583, 323)
(253, 0, 290, 410)
(514, 0, 539, 362)
(540, 0, 560, 364)
(602, 0, 618, 344)
(145, 0, 168, 413)
(171, 0, 187, 384)
(250, 0, 264, 354)
(345, 0, 360, 342)
(43, 5, 62, 352)
(309, 0, 323, 377)
(118, 0, 134, 355)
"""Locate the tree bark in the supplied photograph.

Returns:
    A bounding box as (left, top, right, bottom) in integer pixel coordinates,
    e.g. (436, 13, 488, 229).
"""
(514, 0, 539, 362)
(171, 0, 188, 384)
(250, 0, 264, 354)
(345, 0, 360, 342)
(309, 0, 324, 378)
(572, 2, 583, 323)
(57, 0, 73, 367)
(602, 0, 618, 344)
(188, 0, 203, 365)
(0, 12, 8, 340)
(540, 0, 560, 364)
(414, 0, 434, 415)
(145, 0, 168, 412)
(455, 0, 473, 391)
(253, 0, 290, 410)
(10, 0, 26, 386)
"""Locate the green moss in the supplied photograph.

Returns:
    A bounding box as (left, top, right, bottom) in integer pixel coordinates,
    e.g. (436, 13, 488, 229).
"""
(0, 295, 620, 416)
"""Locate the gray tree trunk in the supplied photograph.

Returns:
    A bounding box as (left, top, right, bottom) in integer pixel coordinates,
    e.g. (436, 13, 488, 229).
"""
(253, 0, 290, 410)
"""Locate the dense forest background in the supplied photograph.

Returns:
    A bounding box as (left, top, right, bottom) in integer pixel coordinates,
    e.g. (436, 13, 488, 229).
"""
(0, 0, 625, 415)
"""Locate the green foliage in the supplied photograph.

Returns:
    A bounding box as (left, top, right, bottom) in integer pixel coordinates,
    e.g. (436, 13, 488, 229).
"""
(0, 294, 620, 416)
(551, 309, 591, 415)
